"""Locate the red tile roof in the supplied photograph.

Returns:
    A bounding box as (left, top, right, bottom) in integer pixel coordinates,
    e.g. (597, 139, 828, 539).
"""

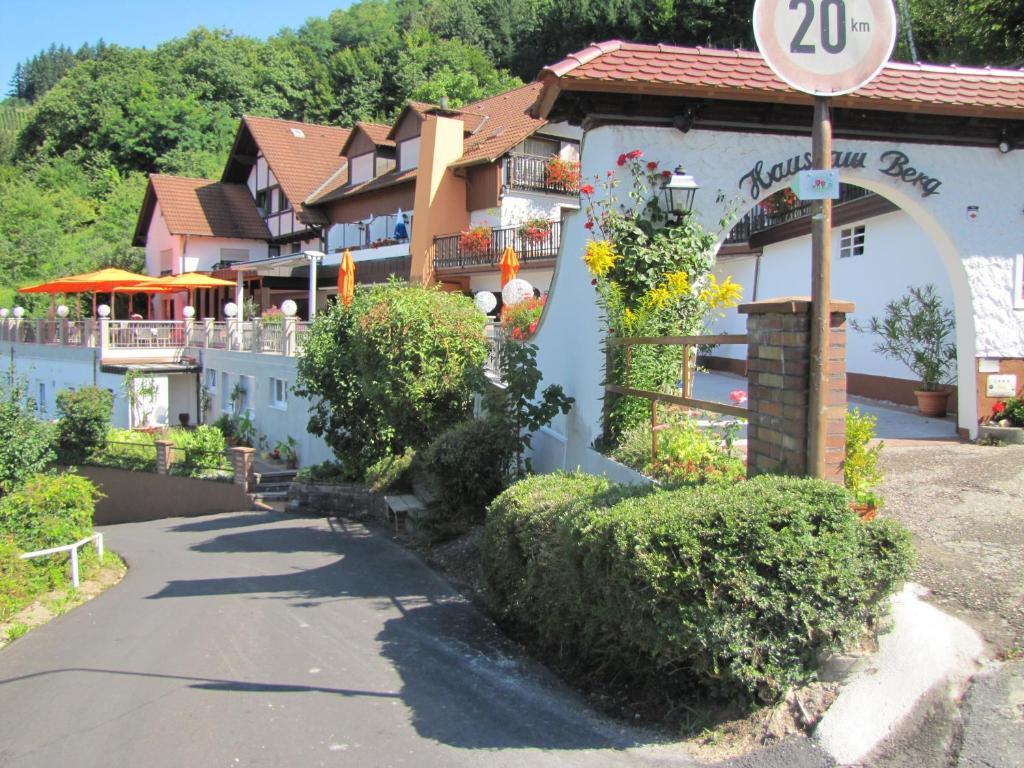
(347, 121, 396, 151)
(316, 167, 418, 203)
(536, 41, 1024, 119)
(450, 82, 549, 167)
(133, 175, 271, 246)
(240, 116, 351, 225)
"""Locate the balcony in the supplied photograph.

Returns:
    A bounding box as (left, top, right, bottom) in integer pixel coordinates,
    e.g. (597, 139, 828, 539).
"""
(725, 185, 876, 244)
(433, 221, 561, 271)
(503, 154, 579, 195)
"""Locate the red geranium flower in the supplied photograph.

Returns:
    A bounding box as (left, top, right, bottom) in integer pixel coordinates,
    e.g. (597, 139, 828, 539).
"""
(626, 149, 643, 160)
(616, 154, 627, 166)
(528, 321, 538, 333)
(993, 401, 1006, 414)
(646, 161, 658, 170)
(661, 169, 672, 179)
(579, 184, 594, 196)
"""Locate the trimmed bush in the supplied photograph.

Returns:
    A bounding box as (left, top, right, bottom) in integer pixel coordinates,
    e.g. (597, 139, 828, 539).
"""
(0, 473, 100, 552)
(170, 425, 229, 473)
(364, 449, 415, 494)
(55, 386, 113, 463)
(482, 473, 914, 702)
(425, 419, 515, 521)
(91, 428, 157, 471)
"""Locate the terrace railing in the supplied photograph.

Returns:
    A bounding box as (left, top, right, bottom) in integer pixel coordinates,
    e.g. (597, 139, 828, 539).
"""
(434, 220, 561, 271)
(724, 185, 875, 244)
(503, 154, 579, 195)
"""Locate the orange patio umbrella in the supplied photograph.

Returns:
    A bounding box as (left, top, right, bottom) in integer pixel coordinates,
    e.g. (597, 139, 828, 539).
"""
(134, 272, 238, 317)
(337, 250, 355, 307)
(499, 246, 520, 287)
(18, 268, 153, 317)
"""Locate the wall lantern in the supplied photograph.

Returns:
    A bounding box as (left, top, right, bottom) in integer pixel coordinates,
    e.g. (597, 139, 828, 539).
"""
(56, 304, 70, 318)
(223, 302, 238, 318)
(280, 299, 298, 317)
(182, 306, 196, 319)
(97, 305, 111, 318)
(660, 166, 700, 217)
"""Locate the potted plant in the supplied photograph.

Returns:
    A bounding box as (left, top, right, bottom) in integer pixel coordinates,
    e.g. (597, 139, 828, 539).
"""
(518, 216, 552, 245)
(845, 408, 884, 521)
(980, 394, 1024, 444)
(459, 225, 493, 256)
(275, 436, 299, 469)
(545, 156, 580, 191)
(854, 284, 957, 417)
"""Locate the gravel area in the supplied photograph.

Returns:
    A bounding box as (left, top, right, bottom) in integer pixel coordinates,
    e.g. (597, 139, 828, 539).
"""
(877, 440, 1024, 653)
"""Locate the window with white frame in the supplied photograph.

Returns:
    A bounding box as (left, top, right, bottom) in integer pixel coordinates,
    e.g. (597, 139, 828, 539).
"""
(399, 137, 420, 171)
(522, 136, 560, 157)
(221, 372, 232, 413)
(270, 377, 288, 409)
(839, 225, 866, 258)
(205, 368, 217, 392)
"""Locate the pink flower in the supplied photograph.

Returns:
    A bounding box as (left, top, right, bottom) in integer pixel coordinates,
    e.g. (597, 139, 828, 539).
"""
(606, 170, 614, 177)
(579, 184, 594, 196)
(729, 390, 748, 405)
(646, 161, 658, 170)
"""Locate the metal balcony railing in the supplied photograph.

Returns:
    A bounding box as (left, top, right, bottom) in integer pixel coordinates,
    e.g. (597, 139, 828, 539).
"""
(724, 185, 875, 244)
(503, 154, 579, 195)
(434, 221, 562, 270)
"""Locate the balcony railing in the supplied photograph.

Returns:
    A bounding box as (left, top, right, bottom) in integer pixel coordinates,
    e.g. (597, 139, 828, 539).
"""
(725, 185, 875, 244)
(434, 221, 561, 271)
(503, 154, 579, 195)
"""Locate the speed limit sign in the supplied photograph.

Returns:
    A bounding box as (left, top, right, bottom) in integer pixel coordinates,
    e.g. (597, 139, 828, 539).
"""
(753, 0, 897, 96)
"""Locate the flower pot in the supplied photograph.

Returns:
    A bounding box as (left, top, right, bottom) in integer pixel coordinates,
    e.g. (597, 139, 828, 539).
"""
(914, 389, 950, 418)
(979, 424, 1024, 445)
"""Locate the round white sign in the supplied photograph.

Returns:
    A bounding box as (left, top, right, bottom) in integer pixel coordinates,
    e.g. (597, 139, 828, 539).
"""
(753, 0, 897, 96)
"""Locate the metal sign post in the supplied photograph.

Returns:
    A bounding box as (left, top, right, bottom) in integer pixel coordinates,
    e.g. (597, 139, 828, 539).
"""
(753, 0, 897, 478)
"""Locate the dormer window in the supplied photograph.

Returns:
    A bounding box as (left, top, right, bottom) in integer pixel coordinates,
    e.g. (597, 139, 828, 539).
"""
(256, 189, 268, 216)
(399, 137, 420, 171)
(291, 128, 305, 139)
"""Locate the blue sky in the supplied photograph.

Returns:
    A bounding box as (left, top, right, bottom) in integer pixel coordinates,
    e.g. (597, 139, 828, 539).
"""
(1, 0, 352, 94)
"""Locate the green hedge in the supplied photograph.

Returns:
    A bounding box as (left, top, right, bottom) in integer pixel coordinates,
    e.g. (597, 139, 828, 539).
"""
(482, 473, 914, 702)
(56, 386, 113, 463)
(0, 536, 45, 621)
(0, 473, 100, 553)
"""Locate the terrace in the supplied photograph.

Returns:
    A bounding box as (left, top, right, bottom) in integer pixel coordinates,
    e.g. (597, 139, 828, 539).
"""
(724, 185, 877, 245)
(502, 153, 580, 195)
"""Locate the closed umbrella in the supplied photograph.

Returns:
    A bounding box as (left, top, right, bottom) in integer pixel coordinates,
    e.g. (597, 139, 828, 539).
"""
(337, 250, 355, 307)
(499, 246, 520, 287)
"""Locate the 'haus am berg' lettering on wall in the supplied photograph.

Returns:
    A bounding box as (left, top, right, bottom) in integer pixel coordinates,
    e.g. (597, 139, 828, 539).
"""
(739, 149, 942, 200)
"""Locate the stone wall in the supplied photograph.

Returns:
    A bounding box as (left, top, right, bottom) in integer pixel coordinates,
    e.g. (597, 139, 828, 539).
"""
(286, 481, 386, 521)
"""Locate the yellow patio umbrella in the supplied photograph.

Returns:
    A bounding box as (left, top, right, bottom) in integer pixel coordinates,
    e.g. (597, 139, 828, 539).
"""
(499, 246, 520, 287)
(337, 250, 355, 307)
(133, 272, 239, 317)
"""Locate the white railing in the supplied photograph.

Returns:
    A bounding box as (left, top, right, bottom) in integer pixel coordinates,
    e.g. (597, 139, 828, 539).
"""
(109, 321, 185, 349)
(20, 533, 104, 588)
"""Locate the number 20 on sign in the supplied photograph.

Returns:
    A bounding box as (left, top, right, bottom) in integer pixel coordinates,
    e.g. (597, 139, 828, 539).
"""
(753, 0, 898, 96)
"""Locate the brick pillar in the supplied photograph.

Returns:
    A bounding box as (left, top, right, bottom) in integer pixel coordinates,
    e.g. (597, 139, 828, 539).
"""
(154, 440, 174, 475)
(740, 297, 853, 483)
(230, 446, 256, 491)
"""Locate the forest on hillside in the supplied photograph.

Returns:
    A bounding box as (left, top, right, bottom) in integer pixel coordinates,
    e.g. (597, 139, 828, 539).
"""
(1, 0, 1021, 303)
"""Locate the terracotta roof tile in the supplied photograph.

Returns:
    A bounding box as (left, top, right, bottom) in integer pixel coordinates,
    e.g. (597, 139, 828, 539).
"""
(138, 175, 270, 244)
(536, 41, 1024, 119)
(353, 121, 396, 148)
(311, 168, 417, 205)
(449, 82, 550, 167)
(241, 116, 351, 226)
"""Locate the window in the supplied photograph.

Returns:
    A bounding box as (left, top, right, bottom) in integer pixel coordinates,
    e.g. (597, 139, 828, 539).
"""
(205, 368, 217, 391)
(221, 372, 232, 413)
(278, 188, 289, 212)
(399, 137, 420, 171)
(37, 382, 47, 415)
(256, 190, 268, 216)
(522, 136, 560, 157)
(350, 153, 374, 184)
(840, 225, 866, 258)
(270, 377, 288, 409)
(219, 248, 249, 264)
(239, 375, 255, 416)
(268, 245, 281, 259)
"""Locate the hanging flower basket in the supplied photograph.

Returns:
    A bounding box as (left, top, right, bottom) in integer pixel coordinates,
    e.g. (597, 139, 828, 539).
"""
(459, 225, 493, 256)
(518, 217, 552, 245)
(757, 188, 800, 217)
(545, 156, 580, 191)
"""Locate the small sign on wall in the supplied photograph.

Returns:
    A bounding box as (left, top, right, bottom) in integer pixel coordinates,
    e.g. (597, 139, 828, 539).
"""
(966, 205, 980, 222)
(987, 374, 1018, 398)
(792, 170, 840, 200)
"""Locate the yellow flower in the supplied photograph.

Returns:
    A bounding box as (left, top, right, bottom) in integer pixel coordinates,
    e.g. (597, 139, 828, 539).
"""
(583, 240, 618, 277)
(664, 271, 690, 297)
(699, 274, 743, 309)
(644, 285, 672, 309)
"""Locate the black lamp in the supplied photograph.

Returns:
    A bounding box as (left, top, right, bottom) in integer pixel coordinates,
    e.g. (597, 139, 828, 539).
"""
(660, 165, 700, 216)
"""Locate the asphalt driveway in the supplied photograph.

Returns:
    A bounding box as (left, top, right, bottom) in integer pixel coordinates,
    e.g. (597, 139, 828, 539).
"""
(0, 512, 688, 767)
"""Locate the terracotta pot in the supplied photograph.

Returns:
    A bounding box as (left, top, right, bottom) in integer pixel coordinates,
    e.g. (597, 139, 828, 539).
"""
(914, 389, 950, 417)
(849, 501, 878, 522)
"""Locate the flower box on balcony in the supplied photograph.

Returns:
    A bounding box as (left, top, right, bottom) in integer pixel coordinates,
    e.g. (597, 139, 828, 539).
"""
(545, 156, 580, 192)
(518, 217, 552, 245)
(459, 225, 493, 256)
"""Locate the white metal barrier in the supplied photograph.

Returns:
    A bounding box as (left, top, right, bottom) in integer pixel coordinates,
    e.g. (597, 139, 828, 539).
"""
(19, 533, 105, 588)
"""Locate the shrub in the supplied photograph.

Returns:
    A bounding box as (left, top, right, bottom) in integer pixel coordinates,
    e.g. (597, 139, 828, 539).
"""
(295, 460, 348, 485)
(296, 280, 488, 479)
(170, 425, 229, 472)
(0, 473, 100, 552)
(845, 409, 885, 504)
(55, 386, 113, 463)
(482, 473, 914, 703)
(364, 449, 415, 494)
(0, 377, 55, 495)
(425, 419, 513, 521)
(0, 536, 45, 621)
(90, 428, 157, 471)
